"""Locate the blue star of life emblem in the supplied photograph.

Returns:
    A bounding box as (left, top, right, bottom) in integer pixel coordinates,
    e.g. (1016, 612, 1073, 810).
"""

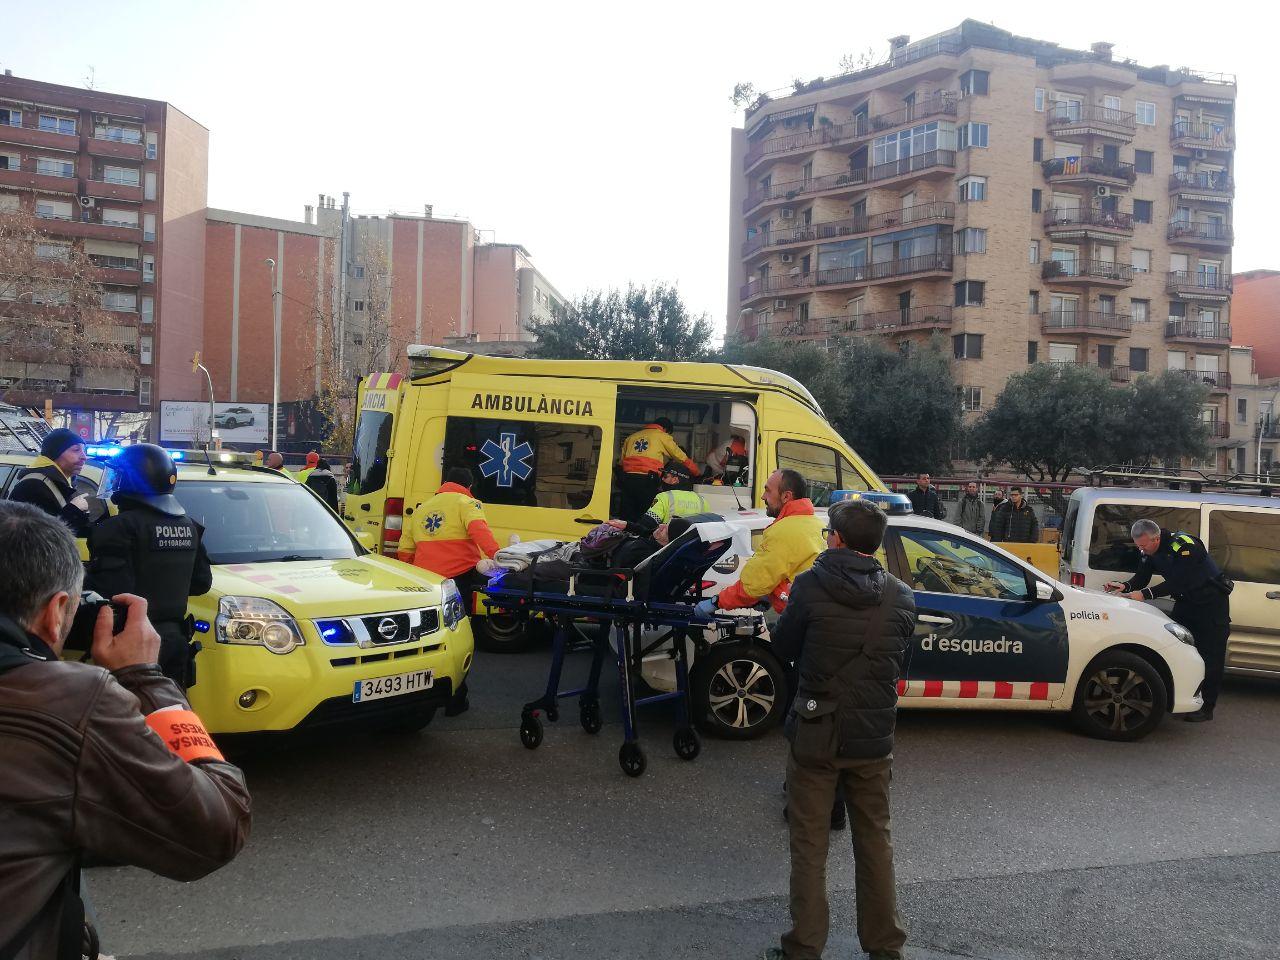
(479, 432, 534, 488)
(634, 438, 650, 452)
(425, 513, 444, 534)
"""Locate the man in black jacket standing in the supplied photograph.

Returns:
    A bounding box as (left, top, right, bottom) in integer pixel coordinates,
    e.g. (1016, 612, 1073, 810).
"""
(765, 499, 916, 960)
(988, 485, 1039, 543)
(7, 428, 91, 536)
(906, 472, 944, 519)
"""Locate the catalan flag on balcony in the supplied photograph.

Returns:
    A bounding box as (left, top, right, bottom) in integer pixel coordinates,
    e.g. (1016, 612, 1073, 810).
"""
(1062, 156, 1081, 175)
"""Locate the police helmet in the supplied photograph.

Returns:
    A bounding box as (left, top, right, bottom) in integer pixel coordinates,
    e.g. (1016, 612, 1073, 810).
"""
(661, 463, 694, 488)
(110, 444, 185, 516)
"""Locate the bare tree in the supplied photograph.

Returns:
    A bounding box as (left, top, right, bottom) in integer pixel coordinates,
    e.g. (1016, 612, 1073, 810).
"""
(839, 47, 880, 73)
(0, 208, 137, 408)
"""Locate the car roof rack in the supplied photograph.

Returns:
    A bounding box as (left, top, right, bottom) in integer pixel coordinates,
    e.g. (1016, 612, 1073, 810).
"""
(1082, 465, 1276, 497)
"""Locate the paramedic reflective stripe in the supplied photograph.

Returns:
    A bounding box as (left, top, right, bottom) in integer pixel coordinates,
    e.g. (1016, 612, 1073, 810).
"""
(896, 679, 1066, 701)
(367, 372, 403, 390)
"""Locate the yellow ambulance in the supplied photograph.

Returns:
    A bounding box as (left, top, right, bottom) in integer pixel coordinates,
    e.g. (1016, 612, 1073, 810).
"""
(344, 346, 888, 649)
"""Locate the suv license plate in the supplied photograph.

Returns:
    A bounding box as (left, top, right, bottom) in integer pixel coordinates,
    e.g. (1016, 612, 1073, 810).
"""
(353, 669, 434, 703)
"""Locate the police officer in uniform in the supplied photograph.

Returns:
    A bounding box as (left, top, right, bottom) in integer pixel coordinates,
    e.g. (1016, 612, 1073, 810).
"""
(86, 444, 212, 688)
(608, 463, 708, 541)
(1105, 518, 1230, 722)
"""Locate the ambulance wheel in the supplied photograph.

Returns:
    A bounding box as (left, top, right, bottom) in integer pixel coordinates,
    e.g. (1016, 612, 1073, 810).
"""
(1071, 650, 1167, 742)
(519, 714, 544, 750)
(673, 727, 701, 761)
(619, 742, 646, 777)
(692, 642, 786, 741)
(473, 613, 546, 654)
(580, 702, 603, 735)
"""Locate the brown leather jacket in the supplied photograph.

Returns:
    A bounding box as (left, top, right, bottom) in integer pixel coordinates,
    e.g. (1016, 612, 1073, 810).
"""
(0, 616, 252, 959)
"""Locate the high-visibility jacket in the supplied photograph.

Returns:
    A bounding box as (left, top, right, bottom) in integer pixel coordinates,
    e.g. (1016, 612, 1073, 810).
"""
(715, 498, 825, 613)
(397, 482, 500, 578)
(620, 424, 697, 477)
(627, 487, 709, 536)
(294, 467, 314, 484)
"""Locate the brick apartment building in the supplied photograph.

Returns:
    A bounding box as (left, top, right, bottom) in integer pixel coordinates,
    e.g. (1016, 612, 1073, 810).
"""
(0, 70, 208, 427)
(728, 20, 1238, 466)
(1231, 270, 1280, 378)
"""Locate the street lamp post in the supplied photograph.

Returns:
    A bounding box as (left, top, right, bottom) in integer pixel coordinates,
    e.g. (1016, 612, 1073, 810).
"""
(266, 258, 280, 451)
(1257, 388, 1280, 480)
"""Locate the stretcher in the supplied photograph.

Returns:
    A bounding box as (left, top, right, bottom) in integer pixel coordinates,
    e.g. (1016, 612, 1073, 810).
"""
(481, 522, 764, 777)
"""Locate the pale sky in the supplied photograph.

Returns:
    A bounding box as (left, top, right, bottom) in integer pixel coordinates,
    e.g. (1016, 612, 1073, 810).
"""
(5, 0, 1270, 334)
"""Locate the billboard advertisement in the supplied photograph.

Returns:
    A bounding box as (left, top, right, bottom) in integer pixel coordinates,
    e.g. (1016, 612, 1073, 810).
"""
(160, 401, 269, 445)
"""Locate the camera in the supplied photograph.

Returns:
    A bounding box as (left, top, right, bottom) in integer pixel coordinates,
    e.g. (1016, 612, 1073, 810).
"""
(65, 591, 128, 652)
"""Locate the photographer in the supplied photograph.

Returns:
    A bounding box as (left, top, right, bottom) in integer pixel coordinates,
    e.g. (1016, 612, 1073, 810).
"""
(0, 501, 250, 960)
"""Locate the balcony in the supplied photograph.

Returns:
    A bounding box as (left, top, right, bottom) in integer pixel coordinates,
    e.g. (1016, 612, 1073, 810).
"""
(741, 202, 954, 258)
(0, 120, 78, 152)
(1166, 271, 1232, 300)
(1047, 103, 1137, 140)
(1041, 259, 1133, 287)
(1177, 368, 1231, 392)
(1040, 310, 1133, 337)
(0, 159, 78, 194)
(35, 211, 141, 244)
(739, 253, 952, 302)
(85, 176, 143, 203)
(86, 135, 146, 162)
(89, 256, 142, 286)
(1169, 171, 1234, 200)
(1167, 219, 1232, 248)
(1165, 319, 1231, 343)
(1256, 422, 1280, 441)
(1041, 155, 1136, 187)
(755, 304, 953, 340)
(1105, 365, 1132, 383)
(1171, 120, 1233, 151)
(1043, 206, 1134, 241)
(742, 150, 955, 214)
(1207, 420, 1231, 439)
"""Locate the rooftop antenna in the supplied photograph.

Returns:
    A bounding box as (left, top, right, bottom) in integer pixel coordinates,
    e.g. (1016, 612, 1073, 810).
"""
(82, 65, 96, 90)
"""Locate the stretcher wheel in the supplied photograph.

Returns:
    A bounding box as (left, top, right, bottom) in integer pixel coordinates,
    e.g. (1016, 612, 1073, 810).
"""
(673, 728, 701, 761)
(618, 742, 646, 777)
(580, 702, 603, 735)
(519, 715, 544, 750)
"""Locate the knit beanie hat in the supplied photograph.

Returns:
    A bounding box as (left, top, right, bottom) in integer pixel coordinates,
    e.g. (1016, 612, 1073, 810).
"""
(306, 451, 320, 468)
(40, 428, 82, 461)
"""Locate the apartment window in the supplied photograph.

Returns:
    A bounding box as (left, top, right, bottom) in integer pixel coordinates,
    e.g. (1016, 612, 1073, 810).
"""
(953, 333, 984, 359)
(139, 335, 153, 366)
(1238, 398, 1248, 424)
(37, 157, 75, 178)
(959, 386, 983, 412)
(1169, 300, 1187, 320)
(958, 122, 989, 150)
(800, 161, 813, 181)
(353, 300, 366, 312)
(960, 70, 989, 96)
(871, 120, 953, 166)
(102, 290, 137, 312)
(957, 176, 987, 202)
(0, 193, 17, 213)
(1130, 299, 1150, 324)
(1170, 253, 1190, 275)
(1131, 249, 1151, 273)
(145, 132, 158, 160)
(96, 124, 142, 144)
(1029, 241, 1040, 264)
(1033, 137, 1043, 162)
(140, 296, 154, 324)
(0, 153, 19, 171)
(0, 108, 21, 126)
(1031, 189, 1042, 213)
(143, 214, 156, 242)
(352, 265, 365, 279)
(954, 280, 985, 307)
(1034, 88, 1046, 112)
(38, 114, 76, 136)
(1097, 344, 1115, 369)
(797, 301, 810, 322)
(102, 207, 138, 227)
(34, 199, 72, 222)
(953, 228, 987, 255)
(1130, 347, 1149, 373)
(102, 165, 140, 186)
(1133, 200, 1153, 224)
(144, 172, 156, 201)
(142, 255, 154, 282)
(1136, 101, 1156, 126)
(35, 242, 69, 261)
(139, 377, 152, 407)
(1049, 342, 1079, 364)
(1028, 290, 1040, 314)
(1134, 150, 1154, 174)
(1028, 341, 1039, 363)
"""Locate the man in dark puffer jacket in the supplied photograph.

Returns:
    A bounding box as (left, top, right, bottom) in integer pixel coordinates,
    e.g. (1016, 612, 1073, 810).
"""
(765, 498, 916, 960)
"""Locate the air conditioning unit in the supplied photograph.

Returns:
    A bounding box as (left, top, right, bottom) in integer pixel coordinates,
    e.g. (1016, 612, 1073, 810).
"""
(774, 299, 789, 309)
(1095, 185, 1110, 197)
(781, 253, 795, 263)
(779, 208, 796, 220)
(78, 196, 94, 208)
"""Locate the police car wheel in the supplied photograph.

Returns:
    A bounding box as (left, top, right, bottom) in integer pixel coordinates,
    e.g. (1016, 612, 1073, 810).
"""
(693, 643, 785, 741)
(1071, 650, 1168, 742)
(473, 612, 547, 653)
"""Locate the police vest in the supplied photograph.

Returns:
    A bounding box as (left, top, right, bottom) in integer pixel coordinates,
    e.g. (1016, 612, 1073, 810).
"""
(646, 489, 709, 524)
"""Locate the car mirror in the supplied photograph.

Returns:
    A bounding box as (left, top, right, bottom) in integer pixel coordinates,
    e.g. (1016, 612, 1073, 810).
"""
(1030, 579, 1060, 603)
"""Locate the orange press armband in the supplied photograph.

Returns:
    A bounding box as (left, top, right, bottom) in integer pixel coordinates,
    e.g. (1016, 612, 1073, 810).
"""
(145, 709, 225, 763)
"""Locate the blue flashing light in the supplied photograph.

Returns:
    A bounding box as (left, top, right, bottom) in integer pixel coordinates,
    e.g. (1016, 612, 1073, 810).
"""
(167, 450, 185, 461)
(86, 445, 123, 458)
(831, 490, 914, 516)
(317, 619, 354, 645)
(193, 619, 211, 634)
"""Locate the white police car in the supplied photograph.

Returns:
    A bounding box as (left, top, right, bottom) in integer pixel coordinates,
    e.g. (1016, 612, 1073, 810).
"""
(650, 493, 1204, 743)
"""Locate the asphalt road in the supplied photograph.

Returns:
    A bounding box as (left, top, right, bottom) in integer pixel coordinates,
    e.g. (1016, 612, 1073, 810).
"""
(89, 648, 1280, 960)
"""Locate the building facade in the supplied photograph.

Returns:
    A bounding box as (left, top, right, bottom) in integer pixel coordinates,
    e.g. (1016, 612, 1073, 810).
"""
(1231, 270, 1280, 379)
(0, 71, 208, 424)
(728, 21, 1237, 462)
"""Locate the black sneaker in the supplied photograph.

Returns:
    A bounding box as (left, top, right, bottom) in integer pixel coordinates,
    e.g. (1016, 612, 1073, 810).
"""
(1184, 705, 1215, 723)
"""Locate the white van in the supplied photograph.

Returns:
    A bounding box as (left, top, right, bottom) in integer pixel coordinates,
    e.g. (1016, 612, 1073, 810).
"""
(1060, 487, 1280, 677)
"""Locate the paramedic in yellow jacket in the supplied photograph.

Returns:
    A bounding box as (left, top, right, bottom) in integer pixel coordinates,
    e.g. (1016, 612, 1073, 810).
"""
(398, 467, 501, 614)
(695, 468, 825, 616)
(617, 416, 700, 522)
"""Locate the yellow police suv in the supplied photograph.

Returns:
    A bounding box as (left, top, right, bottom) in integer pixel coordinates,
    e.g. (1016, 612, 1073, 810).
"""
(89, 446, 473, 735)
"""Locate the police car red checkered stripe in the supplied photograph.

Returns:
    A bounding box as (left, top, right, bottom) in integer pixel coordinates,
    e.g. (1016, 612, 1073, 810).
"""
(896, 679, 1063, 701)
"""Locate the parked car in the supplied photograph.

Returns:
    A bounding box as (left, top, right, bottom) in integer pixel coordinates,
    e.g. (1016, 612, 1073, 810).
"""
(215, 407, 256, 428)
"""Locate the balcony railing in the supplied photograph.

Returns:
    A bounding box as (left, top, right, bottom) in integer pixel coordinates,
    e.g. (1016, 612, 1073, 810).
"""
(1171, 120, 1233, 148)
(756, 304, 954, 339)
(1040, 311, 1133, 334)
(742, 150, 956, 212)
(89, 256, 141, 271)
(1256, 422, 1280, 440)
(1165, 319, 1232, 341)
(1166, 271, 1232, 295)
(1207, 420, 1231, 439)
(1106, 365, 1132, 383)
(741, 202, 954, 257)
(1041, 156, 1136, 183)
(1177, 369, 1231, 390)
(1047, 102, 1137, 134)
(1041, 259, 1134, 283)
(739, 253, 952, 300)
(1043, 207, 1134, 232)
(1169, 171, 1234, 194)
(1167, 219, 1232, 243)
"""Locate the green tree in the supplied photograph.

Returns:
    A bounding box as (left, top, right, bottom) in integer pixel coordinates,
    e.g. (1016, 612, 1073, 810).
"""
(1127, 370, 1211, 467)
(527, 283, 714, 362)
